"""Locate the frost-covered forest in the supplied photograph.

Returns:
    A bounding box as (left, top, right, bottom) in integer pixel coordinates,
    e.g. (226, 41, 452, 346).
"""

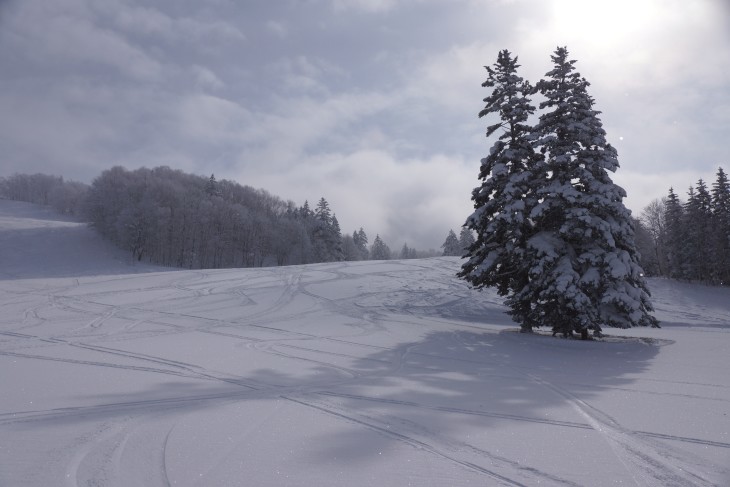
(0, 169, 441, 268)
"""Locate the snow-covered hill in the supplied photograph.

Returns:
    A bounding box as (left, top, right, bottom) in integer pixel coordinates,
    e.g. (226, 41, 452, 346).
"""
(1, 200, 728, 486)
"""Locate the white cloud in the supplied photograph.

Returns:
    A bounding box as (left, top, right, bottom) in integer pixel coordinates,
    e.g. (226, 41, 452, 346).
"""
(329, 0, 400, 13)
(406, 42, 499, 114)
(244, 149, 474, 248)
(614, 167, 721, 216)
(178, 94, 253, 143)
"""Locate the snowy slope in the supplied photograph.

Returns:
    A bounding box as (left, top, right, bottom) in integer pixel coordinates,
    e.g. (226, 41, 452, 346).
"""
(0, 199, 167, 280)
(1, 200, 728, 486)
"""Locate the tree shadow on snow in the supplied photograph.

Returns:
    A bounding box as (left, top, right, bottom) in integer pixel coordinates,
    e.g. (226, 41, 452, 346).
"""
(290, 327, 664, 474)
(0, 327, 668, 485)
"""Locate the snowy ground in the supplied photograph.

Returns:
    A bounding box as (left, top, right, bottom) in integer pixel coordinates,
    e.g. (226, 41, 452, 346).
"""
(1, 199, 729, 486)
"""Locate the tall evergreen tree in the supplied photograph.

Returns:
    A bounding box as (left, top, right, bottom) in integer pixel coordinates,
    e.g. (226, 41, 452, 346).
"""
(683, 180, 713, 281)
(330, 215, 344, 261)
(314, 197, 332, 225)
(664, 188, 685, 278)
(710, 167, 730, 284)
(522, 46, 657, 336)
(458, 49, 538, 332)
(311, 197, 342, 262)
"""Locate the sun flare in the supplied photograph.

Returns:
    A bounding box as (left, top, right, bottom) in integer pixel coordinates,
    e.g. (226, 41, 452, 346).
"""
(551, 0, 657, 49)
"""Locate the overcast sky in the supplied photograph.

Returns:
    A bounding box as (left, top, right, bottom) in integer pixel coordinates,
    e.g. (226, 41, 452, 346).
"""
(2, 0, 729, 249)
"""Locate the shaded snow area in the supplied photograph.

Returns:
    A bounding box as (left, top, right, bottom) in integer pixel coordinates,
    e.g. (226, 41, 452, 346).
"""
(1, 200, 729, 486)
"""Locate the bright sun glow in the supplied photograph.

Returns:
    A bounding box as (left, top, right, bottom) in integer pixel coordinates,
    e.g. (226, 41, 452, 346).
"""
(551, 0, 657, 49)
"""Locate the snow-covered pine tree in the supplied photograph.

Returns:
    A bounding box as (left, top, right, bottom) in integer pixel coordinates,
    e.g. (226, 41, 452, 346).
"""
(400, 243, 411, 259)
(664, 188, 685, 278)
(370, 235, 391, 260)
(683, 180, 713, 281)
(204, 174, 221, 197)
(312, 198, 343, 262)
(458, 227, 475, 252)
(711, 167, 730, 284)
(354, 228, 369, 260)
(330, 215, 344, 261)
(522, 46, 657, 337)
(299, 200, 312, 219)
(458, 49, 539, 332)
(314, 197, 331, 224)
(441, 229, 461, 256)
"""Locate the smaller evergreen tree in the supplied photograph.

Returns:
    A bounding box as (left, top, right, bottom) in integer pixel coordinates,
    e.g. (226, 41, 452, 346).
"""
(441, 230, 461, 256)
(342, 234, 359, 261)
(299, 200, 312, 219)
(311, 198, 343, 262)
(400, 243, 412, 259)
(458, 227, 475, 252)
(205, 174, 221, 197)
(353, 228, 369, 260)
(370, 235, 391, 260)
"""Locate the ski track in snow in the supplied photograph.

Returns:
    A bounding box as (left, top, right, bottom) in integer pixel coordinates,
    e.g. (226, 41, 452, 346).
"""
(1, 201, 730, 486)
